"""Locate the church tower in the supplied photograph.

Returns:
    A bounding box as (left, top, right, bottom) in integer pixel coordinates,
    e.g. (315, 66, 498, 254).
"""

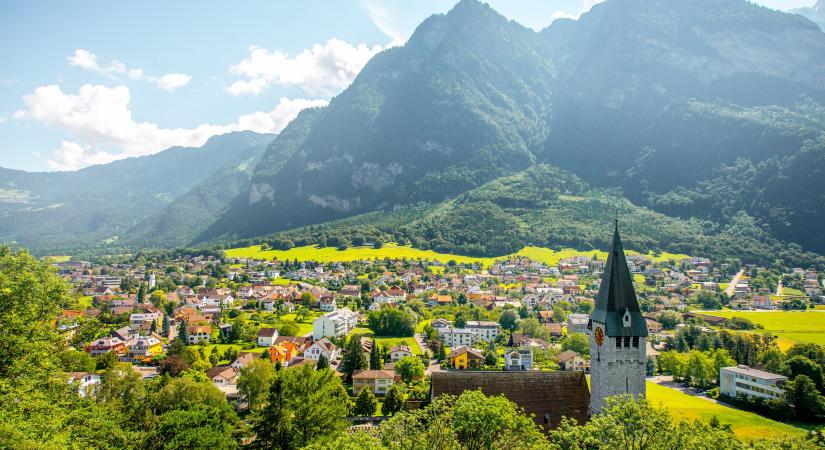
(589, 220, 648, 414)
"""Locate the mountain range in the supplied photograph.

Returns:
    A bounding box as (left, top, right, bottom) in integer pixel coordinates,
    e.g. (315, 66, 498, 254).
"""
(3, 0, 825, 266)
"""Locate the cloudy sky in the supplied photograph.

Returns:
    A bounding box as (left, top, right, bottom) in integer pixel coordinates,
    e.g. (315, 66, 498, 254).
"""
(0, 0, 814, 171)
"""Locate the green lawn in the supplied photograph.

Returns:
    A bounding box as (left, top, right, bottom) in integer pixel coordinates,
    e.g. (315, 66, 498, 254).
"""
(698, 310, 825, 348)
(47, 255, 71, 262)
(346, 327, 422, 355)
(225, 244, 689, 269)
(783, 287, 805, 297)
(239, 311, 317, 336)
(646, 382, 807, 440)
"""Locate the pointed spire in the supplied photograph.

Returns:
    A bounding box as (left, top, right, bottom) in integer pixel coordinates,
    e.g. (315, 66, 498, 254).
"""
(590, 220, 648, 337)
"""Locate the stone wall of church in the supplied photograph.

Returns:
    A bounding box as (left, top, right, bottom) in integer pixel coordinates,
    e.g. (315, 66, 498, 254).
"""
(589, 322, 647, 413)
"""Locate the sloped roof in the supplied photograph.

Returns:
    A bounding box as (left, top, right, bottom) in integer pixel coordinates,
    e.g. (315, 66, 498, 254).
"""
(430, 371, 590, 430)
(590, 221, 648, 337)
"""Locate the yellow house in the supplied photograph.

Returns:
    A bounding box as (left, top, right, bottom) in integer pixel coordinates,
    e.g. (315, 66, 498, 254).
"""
(128, 336, 163, 363)
(448, 346, 483, 369)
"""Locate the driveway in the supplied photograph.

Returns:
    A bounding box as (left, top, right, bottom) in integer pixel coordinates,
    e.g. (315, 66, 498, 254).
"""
(726, 269, 744, 297)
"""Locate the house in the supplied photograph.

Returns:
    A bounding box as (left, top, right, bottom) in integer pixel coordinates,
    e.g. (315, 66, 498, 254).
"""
(187, 325, 212, 344)
(268, 342, 299, 366)
(644, 318, 663, 334)
(504, 348, 533, 371)
(431, 318, 451, 329)
(237, 286, 254, 298)
(720, 365, 787, 401)
(111, 325, 138, 342)
(129, 311, 162, 329)
(430, 371, 590, 430)
(465, 321, 502, 342)
(448, 346, 484, 369)
(207, 365, 239, 387)
(389, 345, 413, 362)
(128, 336, 163, 363)
(544, 322, 564, 338)
(303, 337, 340, 361)
(257, 328, 279, 347)
(319, 297, 337, 312)
(86, 337, 126, 356)
(230, 352, 257, 370)
(566, 314, 589, 335)
(437, 327, 477, 347)
(312, 308, 358, 340)
(538, 311, 555, 324)
(682, 312, 728, 326)
(352, 370, 396, 395)
(68, 372, 102, 397)
(275, 335, 312, 353)
(558, 351, 588, 371)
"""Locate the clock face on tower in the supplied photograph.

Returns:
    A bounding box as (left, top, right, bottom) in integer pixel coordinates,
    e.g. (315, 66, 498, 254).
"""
(594, 326, 605, 346)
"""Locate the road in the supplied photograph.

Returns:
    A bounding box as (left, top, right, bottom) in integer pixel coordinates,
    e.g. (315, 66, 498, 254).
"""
(775, 280, 783, 296)
(726, 269, 744, 297)
(415, 332, 441, 374)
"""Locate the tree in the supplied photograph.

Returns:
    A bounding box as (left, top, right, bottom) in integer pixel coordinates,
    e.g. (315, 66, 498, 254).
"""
(250, 364, 349, 449)
(209, 346, 221, 366)
(454, 312, 467, 329)
(223, 346, 239, 363)
(0, 247, 66, 380)
(451, 390, 548, 449)
(561, 333, 589, 357)
(694, 291, 723, 310)
(382, 384, 405, 416)
(158, 355, 190, 377)
(369, 339, 382, 369)
(784, 355, 825, 390)
(148, 406, 238, 450)
(279, 321, 299, 337)
(367, 308, 417, 337)
(340, 336, 368, 382)
(787, 375, 825, 420)
(238, 359, 276, 411)
(316, 353, 330, 370)
(354, 386, 378, 416)
(656, 310, 681, 329)
(394, 356, 425, 383)
(137, 282, 146, 303)
(498, 309, 518, 331)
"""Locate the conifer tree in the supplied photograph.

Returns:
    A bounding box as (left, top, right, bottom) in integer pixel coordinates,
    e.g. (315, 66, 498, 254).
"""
(353, 386, 377, 417)
(382, 383, 405, 416)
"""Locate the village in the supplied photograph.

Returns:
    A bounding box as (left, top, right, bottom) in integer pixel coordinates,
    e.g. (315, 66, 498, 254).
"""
(51, 243, 825, 428)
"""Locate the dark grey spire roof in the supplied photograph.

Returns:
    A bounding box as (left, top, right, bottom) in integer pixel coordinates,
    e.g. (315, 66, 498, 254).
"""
(590, 220, 648, 337)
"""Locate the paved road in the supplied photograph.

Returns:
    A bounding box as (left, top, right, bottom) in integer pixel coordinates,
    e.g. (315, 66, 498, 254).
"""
(776, 280, 783, 296)
(415, 332, 440, 374)
(726, 269, 744, 297)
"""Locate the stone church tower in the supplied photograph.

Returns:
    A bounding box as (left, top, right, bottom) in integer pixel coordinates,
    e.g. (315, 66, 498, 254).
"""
(588, 220, 648, 414)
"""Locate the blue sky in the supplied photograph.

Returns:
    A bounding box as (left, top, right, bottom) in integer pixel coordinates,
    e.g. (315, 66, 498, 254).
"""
(0, 0, 813, 171)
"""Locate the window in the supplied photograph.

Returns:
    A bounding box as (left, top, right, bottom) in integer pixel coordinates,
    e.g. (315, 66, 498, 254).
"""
(616, 337, 621, 348)
(623, 336, 631, 348)
(632, 337, 639, 348)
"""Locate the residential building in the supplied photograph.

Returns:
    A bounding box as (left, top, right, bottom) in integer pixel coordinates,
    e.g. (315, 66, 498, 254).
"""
(68, 372, 101, 397)
(504, 348, 533, 371)
(558, 350, 588, 371)
(303, 337, 340, 361)
(320, 297, 337, 312)
(128, 336, 163, 363)
(566, 314, 590, 335)
(187, 325, 212, 344)
(438, 327, 477, 347)
(389, 345, 413, 362)
(720, 365, 787, 401)
(86, 337, 126, 356)
(448, 346, 484, 369)
(352, 370, 395, 395)
(465, 321, 501, 342)
(312, 308, 357, 340)
(257, 327, 279, 347)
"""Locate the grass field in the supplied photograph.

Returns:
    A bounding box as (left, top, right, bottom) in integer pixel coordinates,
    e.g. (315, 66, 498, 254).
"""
(347, 327, 423, 355)
(698, 310, 825, 348)
(47, 255, 71, 262)
(646, 382, 807, 440)
(225, 244, 690, 268)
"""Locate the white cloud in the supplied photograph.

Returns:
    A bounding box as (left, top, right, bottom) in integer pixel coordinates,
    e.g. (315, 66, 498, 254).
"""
(228, 38, 384, 97)
(360, 0, 407, 45)
(67, 48, 192, 92)
(16, 84, 326, 171)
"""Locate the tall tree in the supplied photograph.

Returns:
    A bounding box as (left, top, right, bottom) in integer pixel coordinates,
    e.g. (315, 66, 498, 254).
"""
(369, 339, 382, 370)
(353, 387, 377, 417)
(341, 336, 367, 382)
(382, 384, 405, 416)
(238, 359, 276, 411)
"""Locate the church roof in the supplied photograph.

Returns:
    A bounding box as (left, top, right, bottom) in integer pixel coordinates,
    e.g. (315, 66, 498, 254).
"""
(590, 221, 648, 337)
(430, 371, 590, 430)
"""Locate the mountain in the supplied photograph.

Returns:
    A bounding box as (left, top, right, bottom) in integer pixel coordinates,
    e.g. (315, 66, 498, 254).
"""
(241, 164, 825, 268)
(201, 0, 825, 261)
(199, 0, 557, 240)
(792, 1, 825, 31)
(0, 131, 273, 254)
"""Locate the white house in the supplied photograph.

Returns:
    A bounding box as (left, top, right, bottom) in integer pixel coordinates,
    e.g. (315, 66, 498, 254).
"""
(566, 314, 590, 335)
(320, 297, 337, 312)
(465, 321, 501, 342)
(558, 350, 588, 371)
(68, 372, 101, 397)
(186, 325, 212, 344)
(720, 365, 787, 401)
(257, 328, 279, 347)
(437, 327, 477, 347)
(237, 286, 253, 298)
(390, 345, 413, 362)
(200, 294, 234, 308)
(504, 348, 533, 371)
(303, 337, 340, 361)
(312, 308, 358, 340)
(129, 312, 161, 328)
